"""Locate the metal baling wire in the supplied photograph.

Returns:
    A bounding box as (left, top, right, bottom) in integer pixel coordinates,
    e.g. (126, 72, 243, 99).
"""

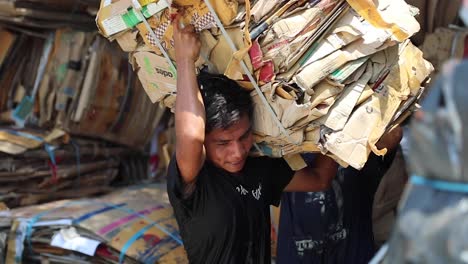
(130, 0, 177, 72)
(132, 0, 295, 145)
(202, 0, 295, 144)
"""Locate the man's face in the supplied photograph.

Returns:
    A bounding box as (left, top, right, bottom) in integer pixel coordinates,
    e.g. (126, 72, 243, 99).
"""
(205, 115, 254, 173)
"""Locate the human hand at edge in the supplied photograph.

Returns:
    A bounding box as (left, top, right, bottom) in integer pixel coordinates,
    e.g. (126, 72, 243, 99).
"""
(172, 14, 201, 64)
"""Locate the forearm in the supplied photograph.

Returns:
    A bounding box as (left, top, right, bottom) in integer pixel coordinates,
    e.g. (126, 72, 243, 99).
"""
(376, 126, 403, 151)
(175, 60, 206, 137)
(285, 155, 338, 192)
(174, 60, 206, 182)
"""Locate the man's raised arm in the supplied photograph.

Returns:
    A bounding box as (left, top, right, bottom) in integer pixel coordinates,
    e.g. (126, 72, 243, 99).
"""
(173, 15, 205, 184)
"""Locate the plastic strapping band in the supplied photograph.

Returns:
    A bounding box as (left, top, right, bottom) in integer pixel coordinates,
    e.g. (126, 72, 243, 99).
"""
(202, 0, 294, 144)
(0, 130, 61, 183)
(131, 4, 177, 72)
(1, 130, 58, 182)
(44, 144, 57, 166)
(25, 201, 122, 245)
(103, 203, 183, 263)
(24, 200, 183, 262)
(25, 201, 80, 252)
(73, 203, 127, 224)
(411, 175, 468, 194)
(0, 129, 44, 142)
(119, 218, 175, 263)
(252, 142, 263, 155)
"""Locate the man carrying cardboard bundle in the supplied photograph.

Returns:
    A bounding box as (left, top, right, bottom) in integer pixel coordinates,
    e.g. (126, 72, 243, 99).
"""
(167, 15, 338, 264)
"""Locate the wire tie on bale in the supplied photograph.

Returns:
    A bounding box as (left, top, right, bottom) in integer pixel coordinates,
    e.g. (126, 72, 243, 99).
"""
(202, 0, 294, 144)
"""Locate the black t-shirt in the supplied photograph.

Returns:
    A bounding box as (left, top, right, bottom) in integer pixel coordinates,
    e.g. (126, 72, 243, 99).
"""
(167, 156, 294, 264)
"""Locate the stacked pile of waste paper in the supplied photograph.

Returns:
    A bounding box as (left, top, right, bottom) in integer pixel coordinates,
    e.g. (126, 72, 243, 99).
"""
(0, 134, 147, 208)
(0, 28, 164, 148)
(0, 3, 173, 208)
(0, 184, 187, 263)
(0, 3, 186, 262)
(97, 0, 434, 169)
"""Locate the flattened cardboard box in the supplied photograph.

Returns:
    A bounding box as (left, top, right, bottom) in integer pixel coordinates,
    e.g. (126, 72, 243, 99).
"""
(131, 51, 177, 103)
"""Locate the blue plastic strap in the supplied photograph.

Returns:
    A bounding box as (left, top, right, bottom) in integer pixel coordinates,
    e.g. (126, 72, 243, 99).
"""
(11, 97, 35, 128)
(26, 201, 126, 245)
(118, 214, 183, 263)
(411, 175, 468, 194)
(44, 144, 57, 166)
(25, 201, 85, 252)
(73, 203, 127, 224)
(119, 222, 159, 263)
(24, 200, 183, 262)
(0, 129, 44, 142)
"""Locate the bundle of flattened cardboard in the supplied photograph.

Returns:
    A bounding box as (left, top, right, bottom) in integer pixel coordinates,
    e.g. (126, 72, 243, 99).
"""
(97, 0, 434, 169)
(0, 0, 99, 30)
(0, 184, 187, 263)
(0, 28, 164, 149)
(0, 132, 149, 209)
(0, 26, 171, 207)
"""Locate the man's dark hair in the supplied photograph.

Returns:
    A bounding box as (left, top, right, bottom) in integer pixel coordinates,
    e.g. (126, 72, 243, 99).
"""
(197, 72, 253, 133)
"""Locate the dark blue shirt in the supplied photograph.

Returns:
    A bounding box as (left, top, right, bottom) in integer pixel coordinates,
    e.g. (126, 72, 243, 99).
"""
(276, 152, 392, 264)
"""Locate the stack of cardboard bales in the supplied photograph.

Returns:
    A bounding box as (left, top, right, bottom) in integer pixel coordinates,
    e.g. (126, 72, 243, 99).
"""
(0, 28, 164, 149)
(0, 184, 187, 263)
(96, 0, 434, 169)
(0, 2, 186, 262)
(0, 27, 168, 208)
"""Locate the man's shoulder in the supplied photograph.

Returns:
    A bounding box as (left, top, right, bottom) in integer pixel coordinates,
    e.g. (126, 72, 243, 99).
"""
(168, 155, 209, 176)
(167, 155, 208, 202)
